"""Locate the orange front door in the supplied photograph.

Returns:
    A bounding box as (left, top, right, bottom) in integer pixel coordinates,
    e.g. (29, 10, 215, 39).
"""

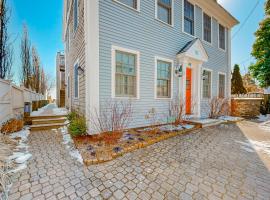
(186, 68, 192, 114)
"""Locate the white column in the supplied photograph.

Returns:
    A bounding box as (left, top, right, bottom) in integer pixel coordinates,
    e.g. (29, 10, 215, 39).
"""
(197, 63, 202, 118)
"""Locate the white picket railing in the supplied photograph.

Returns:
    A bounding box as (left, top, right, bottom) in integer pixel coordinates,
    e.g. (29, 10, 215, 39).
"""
(0, 78, 45, 125)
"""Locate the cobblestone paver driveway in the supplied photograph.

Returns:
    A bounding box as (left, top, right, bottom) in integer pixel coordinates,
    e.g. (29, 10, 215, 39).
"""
(9, 123, 270, 200)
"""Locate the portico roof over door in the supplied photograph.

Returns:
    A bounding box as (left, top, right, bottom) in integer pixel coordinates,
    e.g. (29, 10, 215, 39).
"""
(177, 38, 209, 62)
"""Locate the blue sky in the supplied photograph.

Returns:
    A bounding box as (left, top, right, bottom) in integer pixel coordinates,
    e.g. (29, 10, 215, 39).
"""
(7, 0, 266, 86)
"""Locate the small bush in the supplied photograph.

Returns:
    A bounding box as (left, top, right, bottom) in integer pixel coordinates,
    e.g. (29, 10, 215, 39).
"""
(68, 116, 87, 137)
(67, 111, 78, 121)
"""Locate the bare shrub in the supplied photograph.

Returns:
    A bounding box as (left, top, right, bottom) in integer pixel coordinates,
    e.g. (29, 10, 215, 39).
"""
(209, 97, 230, 119)
(144, 108, 160, 133)
(90, 100, 133, 134)
(169, 96, 186, 125)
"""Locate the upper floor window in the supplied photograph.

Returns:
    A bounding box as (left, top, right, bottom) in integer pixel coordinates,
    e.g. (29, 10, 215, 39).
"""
(156, 59, 172, 98)
(116, 0, 138, 10)
(184, 0, 194, 35)
(219, 24, 226, 50)
(74, 63, 79, 98)
(202, 70, 212, 99)
(203, 13, 212, 43)
(74, 0, 78, 32)
(157, 0, 172, 25)
(115, 50, 137, 97)
(218, 74, 225, 98)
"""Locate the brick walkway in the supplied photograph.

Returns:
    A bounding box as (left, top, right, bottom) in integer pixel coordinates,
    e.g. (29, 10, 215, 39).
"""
(9, 123, 270, 200)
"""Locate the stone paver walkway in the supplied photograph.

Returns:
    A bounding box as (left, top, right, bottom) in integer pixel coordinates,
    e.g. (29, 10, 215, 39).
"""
(9, 123, 270, 200)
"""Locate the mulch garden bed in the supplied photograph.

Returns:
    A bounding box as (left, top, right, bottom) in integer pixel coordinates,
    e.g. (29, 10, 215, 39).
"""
(73, 123, 199, 165)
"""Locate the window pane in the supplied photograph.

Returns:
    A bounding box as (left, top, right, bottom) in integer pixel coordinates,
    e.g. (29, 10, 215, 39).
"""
(118, 0, 137, 9)
(74, 64, 79, 98)
(219, 74, 225, 98)
(115, 51, 137, 97)
(157, 0, 172, 24)
(184, 0, 194, 35)
(203, 13, 211, 43)
(74, 0, 78, 31)
(203, 70, 211, 98)
(219, 24, 225, 50)
(157, 60, 171, 98)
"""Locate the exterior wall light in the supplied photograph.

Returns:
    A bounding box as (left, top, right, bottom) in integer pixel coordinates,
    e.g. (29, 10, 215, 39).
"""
(202, 70, 207, 80)
(175, 64, 183, 77)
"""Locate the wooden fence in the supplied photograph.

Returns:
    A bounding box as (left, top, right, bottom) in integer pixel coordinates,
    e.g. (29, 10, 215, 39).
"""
(0, 78, 45, 125)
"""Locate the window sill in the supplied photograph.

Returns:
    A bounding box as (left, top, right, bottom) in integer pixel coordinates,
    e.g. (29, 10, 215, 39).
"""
(155, 18, 174, 28)
(155, 97, 173, 100)
(113, 96, 140, 100)
(218, 47, 226, 52)
(113, 0, 140, 13)
(202, 39, 212, 46)
(182, 31, 196, 38)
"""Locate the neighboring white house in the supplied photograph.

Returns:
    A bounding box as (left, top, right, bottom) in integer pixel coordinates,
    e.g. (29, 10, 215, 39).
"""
(63, 0, 238, 133)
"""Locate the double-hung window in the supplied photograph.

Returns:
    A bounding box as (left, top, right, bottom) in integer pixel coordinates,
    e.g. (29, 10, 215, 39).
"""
(115, 51, 137, 97)
(184, 0, 194, 35)
(73, 0, 78, 32)
(156, 60, 172, 98)
(219, 74, 225, 98)
(203, 13, 212, 43)
(219, 24, 226, 50)
(116, 0, 138, 9)
(202, 70, 211, 99)
(157, 0, 172, 25)
(74, 63, 79, 98)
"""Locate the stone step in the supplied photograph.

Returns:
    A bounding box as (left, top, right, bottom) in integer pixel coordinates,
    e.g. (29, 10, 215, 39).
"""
(27, 114, 67, 120)
(30, 123, 67, 131)
(32, 117, 67, 125)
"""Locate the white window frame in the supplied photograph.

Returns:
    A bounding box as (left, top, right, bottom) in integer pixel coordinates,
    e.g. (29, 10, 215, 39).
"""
(74, 60, 79, 99)
(155, 0, 174, 27)
(113, 0, 141, 12)
(218, 72, 226, 98)
(111, 45, 140, 99)
(182, 0, 196, 37)
(154, 56, 174, 100)
(202, 12, 212, 45)
(218, 23, 226, 52)
(201, 68, 213, 99)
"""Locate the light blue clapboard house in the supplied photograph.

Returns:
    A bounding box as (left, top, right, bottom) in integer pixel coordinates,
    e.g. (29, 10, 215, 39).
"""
(63, 0, 238, 132)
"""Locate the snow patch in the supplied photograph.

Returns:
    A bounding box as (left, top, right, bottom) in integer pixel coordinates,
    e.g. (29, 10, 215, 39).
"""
(259, 121, 270, 131)
(258, 114, 270, 122)
(6, 128, 32, 174)
(235, 140, 270, 156)
(219, 116, 243, 122)
(52, 107, 68, 115)
(30, 104, 51, 116)
(14, 154, 32, 164)
(59, 126, 83, 164)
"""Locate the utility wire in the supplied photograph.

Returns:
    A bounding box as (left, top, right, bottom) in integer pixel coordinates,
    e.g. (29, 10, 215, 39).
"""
(232, 0, 261, 40)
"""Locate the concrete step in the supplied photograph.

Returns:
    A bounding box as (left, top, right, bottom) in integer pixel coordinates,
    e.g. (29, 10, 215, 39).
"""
(28, 114, 67, 120)
(32, 117, 67, 125)
(30, 123, 67, 131)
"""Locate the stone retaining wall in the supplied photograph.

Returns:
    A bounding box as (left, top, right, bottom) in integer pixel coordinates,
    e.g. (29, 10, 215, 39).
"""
(231, 98, 263, 118)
